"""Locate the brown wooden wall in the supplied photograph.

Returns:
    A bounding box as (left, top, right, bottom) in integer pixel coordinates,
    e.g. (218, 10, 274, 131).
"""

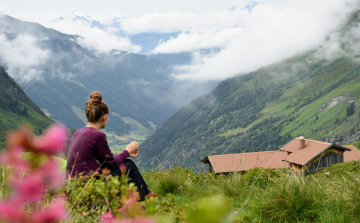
(304, 150, 343, 175)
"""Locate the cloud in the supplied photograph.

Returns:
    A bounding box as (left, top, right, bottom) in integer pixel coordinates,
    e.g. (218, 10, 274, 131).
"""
(0, 34, 49, 83)
(10, 13, 141, 54)
(120, 10, 249, 34)
(151, 28, 241, 54)
(153, 0, 360, 80)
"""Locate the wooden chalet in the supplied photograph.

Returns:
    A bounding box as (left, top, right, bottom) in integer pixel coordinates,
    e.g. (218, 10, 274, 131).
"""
(280, 137, 351, 175)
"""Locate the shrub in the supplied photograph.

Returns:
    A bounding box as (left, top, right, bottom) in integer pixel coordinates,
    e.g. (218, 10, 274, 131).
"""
(337, 172, 360, 218)
(222, 173, 248, 198)
(242, 167, 281, 187)
(157, 167, 187, 195)
(252, 175, 323, 222)
(187, 196, 235, 223)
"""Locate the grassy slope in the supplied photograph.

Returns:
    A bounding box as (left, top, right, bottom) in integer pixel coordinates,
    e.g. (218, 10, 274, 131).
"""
(0, 67, 53, 145)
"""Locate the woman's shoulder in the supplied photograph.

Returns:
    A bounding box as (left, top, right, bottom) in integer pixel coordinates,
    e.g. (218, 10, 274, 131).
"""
(81, 127, 106, 138)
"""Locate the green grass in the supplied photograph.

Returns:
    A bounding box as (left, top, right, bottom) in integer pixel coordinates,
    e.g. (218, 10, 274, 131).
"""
(141, 162, 360, 222)
(2, 161, 360, 222)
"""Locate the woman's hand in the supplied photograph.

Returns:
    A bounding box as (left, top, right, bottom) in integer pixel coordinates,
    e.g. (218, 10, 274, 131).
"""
(129, 149, 139, 158)
(125, 141, 139, 157)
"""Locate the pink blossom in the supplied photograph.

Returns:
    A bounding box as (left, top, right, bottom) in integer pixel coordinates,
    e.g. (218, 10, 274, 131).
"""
(35, 158, 65, 189)
(35, 124, 69, 155)
(120, 207, 126, 214)
(100, 211, 115, 223)
(11, 174, 45, 203)
(124, 191, 139, 207)
(32, 198, 68, 223)
(0, 146, 28, 171)
(0, 200, 25, 222)
(132, 217, 156, 223)
(114, 217, 156, 223)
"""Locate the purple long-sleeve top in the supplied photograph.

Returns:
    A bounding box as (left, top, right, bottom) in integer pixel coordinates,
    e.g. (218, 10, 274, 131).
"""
(66, 127, 129, 178)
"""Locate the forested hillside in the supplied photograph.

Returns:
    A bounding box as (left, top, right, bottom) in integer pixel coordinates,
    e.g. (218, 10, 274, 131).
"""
(0, 66, 52, 147)
(138, 11, 360, 171)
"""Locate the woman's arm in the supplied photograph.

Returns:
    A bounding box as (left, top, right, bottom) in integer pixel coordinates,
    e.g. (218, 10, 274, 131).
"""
(95, 134, 129, 170)
(95, 135, 139, 170)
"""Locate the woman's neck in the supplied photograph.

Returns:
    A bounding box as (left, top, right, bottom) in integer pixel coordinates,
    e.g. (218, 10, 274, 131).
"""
(86, 123, 102, 131)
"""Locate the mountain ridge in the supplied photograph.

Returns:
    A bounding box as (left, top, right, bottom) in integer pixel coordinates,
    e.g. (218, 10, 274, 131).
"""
(0, 65, 53, 146)
(137, 10, 360, 171)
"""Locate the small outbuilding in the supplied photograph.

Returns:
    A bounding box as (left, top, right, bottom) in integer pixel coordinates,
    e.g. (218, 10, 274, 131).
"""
(281, 137, 351, 175)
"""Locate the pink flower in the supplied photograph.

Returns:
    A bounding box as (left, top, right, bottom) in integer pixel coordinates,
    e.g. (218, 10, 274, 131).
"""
(35, 158, 65, 189)
(35, 124, 69, 155)
(0, 146, 28, 171)
(124, 191, 139, 207)
(11, 174, 45, 203)
(0, 200, 25, 222)
(32, 198, 68, 223)
(100, 211, 115, 223)
(114, 217, 156, 223)
(132, 217, 156, 223)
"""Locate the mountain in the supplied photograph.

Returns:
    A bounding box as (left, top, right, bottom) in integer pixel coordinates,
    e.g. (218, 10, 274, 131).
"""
(0, 15, 173, 143)
(0, 66, 52, 147)
(0, 15, 217, 147)
(138, 10, 360, 171)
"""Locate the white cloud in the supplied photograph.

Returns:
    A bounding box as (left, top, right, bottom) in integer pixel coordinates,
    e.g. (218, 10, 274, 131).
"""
(2, 0, 359, 82)
(120, 10, 249, 34)
(156, 0, 360, 80)
(151, 28, 241, 54)
(10, 13, 141, 53)
(0, 34, 49, 82)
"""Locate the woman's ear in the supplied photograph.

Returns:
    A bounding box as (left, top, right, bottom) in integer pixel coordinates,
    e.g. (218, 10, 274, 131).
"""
(103, 114, 108, 121)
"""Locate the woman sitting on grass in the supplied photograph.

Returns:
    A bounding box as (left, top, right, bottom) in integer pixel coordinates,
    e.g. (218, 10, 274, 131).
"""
(66, 91, 151, 200)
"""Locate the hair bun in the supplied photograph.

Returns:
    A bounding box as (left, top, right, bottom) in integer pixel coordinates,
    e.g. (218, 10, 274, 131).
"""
(89, 91, 102, 105)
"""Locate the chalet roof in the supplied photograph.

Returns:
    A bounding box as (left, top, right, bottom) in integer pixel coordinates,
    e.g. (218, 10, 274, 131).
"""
(205, 150, 288, 174)
(281, 138, 350, 166)
(342, 145, 360, 162)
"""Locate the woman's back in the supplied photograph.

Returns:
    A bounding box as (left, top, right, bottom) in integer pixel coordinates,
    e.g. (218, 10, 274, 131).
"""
(66, 127, 128, 178)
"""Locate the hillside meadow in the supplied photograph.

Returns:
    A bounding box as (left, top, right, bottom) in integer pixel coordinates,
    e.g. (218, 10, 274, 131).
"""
(1, 159, 360, 222)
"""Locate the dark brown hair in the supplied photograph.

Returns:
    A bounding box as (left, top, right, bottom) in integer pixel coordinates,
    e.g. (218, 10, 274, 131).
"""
(85, 91, 109, 123)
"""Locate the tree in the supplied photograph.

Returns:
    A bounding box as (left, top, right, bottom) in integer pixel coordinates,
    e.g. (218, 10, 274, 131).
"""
(347, 102, 355, 116)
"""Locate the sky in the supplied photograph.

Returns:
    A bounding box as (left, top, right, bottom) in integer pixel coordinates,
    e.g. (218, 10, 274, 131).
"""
(0, 0, 285, 16)
(0, 0, 359, 81)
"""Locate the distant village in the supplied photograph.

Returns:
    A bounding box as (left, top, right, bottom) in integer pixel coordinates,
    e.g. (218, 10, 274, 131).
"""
(202, 137, 360, 175)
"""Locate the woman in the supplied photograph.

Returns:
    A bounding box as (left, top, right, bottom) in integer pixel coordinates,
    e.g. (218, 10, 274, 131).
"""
(66, 91, 150, 200)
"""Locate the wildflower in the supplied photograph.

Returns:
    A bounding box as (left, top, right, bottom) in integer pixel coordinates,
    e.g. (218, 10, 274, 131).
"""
(124, 191, 140, 207)
(35, 158, 64, 189)
(100, 211, 115, 222)
(0, 124, 69, 223)
(32, 198, 68, 223)
(35, 124, 69, 155)
(82, 212, 86, 216)
(11, 174, 45, 203)
(0, 146, 28, 171)
(0, 200, 24, 222)
(188, 174, 190, 177)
